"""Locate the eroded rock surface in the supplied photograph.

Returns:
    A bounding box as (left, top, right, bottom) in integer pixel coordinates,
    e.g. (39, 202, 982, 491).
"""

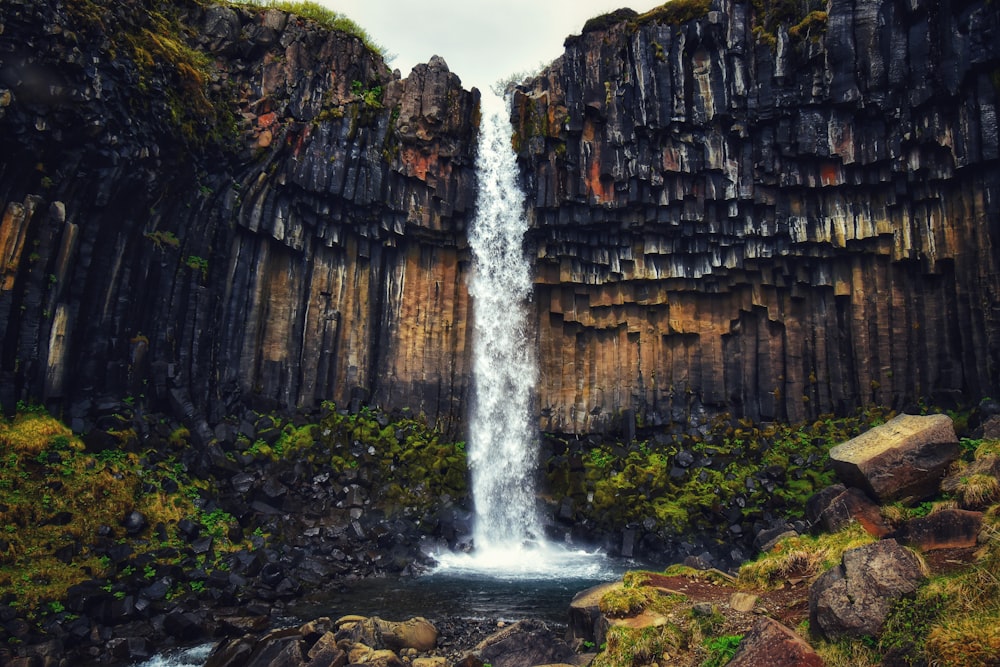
(514, 0, 1000, 432)
(809, 539, 924, 639)
(0, 0, 478, 434)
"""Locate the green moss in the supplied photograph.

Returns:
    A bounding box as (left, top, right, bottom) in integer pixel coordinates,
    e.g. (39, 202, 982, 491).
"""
(788, 10, 828, 41)
(0, 409, 247, 614)
(234, 0, 388, 58)
(581, 8, 639, 34)
(751, 0, 827, 48)
(635, 0, 713, 27)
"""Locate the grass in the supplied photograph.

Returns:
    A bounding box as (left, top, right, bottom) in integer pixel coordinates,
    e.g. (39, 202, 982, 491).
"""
(736, 522, 876, 589)
(232, 0, 388, 58)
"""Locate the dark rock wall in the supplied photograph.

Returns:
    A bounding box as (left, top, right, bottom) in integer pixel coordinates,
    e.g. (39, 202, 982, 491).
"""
(2, 0, 999, 439)
(513, 0, 1000, 433)
(0, 0, 479, 435)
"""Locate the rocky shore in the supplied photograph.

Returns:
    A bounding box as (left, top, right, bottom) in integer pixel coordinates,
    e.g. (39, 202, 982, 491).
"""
(2, 403, 998, 666)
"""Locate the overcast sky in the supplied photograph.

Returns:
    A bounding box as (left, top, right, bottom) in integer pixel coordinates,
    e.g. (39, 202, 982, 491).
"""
(320, 0, 660, 94)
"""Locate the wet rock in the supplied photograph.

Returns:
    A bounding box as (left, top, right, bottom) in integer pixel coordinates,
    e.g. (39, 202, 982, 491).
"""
(809, 539, 925, 640)
(567, 581, 618, 645)
(121, 510, 148, 535)
(828, 414, 960, 502)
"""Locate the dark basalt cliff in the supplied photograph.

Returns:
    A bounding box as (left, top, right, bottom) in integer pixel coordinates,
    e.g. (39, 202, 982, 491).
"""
(2, 0, 999, 438)
(0, 0, 478, 435)
(513, 0, 1000, 432)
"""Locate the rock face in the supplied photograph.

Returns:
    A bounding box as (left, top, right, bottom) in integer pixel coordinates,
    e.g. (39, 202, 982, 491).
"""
(513, 0, 1000, 432)
(2, 0, 1000, 437)
(0, 0, 478, 434)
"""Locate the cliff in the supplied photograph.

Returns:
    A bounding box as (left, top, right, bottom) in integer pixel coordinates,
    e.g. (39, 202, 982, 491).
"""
(0, 0, 479, 435)
(2, 0, 999, 438)
(513, 0, 1000, 432)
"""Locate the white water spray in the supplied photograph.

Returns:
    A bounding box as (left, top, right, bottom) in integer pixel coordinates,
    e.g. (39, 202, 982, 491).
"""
(467, 92, 543, 553)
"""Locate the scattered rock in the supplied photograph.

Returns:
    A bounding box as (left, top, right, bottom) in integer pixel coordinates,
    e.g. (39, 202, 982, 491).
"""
(828, 414, 960, 503)
(729, 592, 758, 613)
(809, 539, 925, 640)
(567, 582, 619, 645)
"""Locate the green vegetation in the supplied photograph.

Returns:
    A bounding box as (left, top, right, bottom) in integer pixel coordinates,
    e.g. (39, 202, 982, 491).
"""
(63, 0, 240, 152)
(185, 254, 209, 279)
(547, 407, 893, 537)
(232, 0, 388, 58)
(751, 0, 828, 47)
(581, 8, 639, 34)
(636, 0, 714, 27)
(0, 409, 245, 612)
(737, 522, 876, 589)
(314, 403, 468, 511)
(701, 635, 742, 667)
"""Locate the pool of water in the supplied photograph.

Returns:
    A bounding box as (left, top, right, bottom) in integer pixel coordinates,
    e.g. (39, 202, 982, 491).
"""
(136, 546, 635, 666)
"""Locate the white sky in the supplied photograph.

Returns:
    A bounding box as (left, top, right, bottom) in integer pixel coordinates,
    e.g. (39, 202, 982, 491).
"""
(320, 0, 660, 93)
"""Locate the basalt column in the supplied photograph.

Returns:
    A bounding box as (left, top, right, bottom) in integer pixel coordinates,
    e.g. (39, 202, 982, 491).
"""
(513, 0, 1000, 433)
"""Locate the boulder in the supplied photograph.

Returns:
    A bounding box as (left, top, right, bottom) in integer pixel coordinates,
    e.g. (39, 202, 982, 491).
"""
(828, 414, 959, 502)
(567, 581, 618, 645)
(334, 616, 437, 652)
(806, 485, 891, 536)
(889, 509, 983, 551)
(470, 619, 579, 667)
(809, 539, 925, 640)
(728, 617, 823, 667)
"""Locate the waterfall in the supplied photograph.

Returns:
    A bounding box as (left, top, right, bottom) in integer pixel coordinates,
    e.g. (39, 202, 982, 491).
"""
(432, 93, 610, 578)
(466, 92, 543, 552)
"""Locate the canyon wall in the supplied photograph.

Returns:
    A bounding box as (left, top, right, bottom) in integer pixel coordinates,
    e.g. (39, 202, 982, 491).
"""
(0, 0, 478, 436)
(2, 0, 999, 438)
(513, 0, 1000, 432)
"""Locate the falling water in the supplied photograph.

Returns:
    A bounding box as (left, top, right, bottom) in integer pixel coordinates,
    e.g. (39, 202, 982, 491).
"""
(466, 91, 543, 553)
(433, 92, 612, 578)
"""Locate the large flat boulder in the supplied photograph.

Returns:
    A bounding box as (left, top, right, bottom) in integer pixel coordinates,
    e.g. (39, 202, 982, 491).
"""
(828, 414, 959, 502)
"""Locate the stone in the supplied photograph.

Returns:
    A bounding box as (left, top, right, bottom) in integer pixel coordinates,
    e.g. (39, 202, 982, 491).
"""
(808, 486, 891, 536)
(729, 592, 758, 613)
(471, 619, 578, 667)
(121, 510, 148, 535)
(889, 509, 983, 551)
(333, 616, 436, 652)
(828, 414, 960, 502)
(378, 617, 438, 652)
(809, 539, 925, 640)
(567, 581, 619, 645)
(727, 617, 823, 666)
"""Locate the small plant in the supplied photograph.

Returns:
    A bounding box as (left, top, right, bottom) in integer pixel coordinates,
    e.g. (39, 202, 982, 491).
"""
(184, 255, 208, 279)
(701, 635, 742, 667)
(144, 230, 180, 250)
